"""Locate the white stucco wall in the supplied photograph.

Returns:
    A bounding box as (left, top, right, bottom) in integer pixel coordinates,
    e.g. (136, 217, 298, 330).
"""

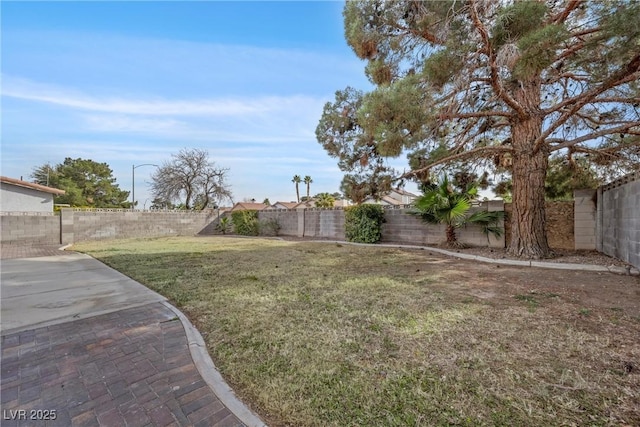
(0, 184, 55, 213)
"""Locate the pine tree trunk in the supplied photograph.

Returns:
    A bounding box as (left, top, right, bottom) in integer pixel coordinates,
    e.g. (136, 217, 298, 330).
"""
(507, 78, 551, 258)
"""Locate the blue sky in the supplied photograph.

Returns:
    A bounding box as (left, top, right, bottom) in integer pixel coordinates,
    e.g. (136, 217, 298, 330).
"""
(1, 1, 389, 207)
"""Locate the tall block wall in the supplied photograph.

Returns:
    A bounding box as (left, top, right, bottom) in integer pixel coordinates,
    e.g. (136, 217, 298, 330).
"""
(60, 209, 216, 244)
(1, 214, 60, 245)
(257, 210, 300, 236)
(574, 190, 596, 250)
(252, 204, 504, 247)
(381, 203, 505, 248)
(504, 201, 575, 250)
(597, 173, 640, 269)
(302, 209, 346, 239)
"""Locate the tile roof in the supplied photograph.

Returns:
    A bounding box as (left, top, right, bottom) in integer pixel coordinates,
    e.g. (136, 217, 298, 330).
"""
(391, 188, 417, 197)
(230, 202, 268, 211)
(271, 202, 298, 209)
(0, 176, 66, 195)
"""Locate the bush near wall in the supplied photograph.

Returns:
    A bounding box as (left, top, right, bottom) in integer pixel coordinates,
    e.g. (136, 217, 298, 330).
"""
(231, 210, 259, 236)
(345, 204, 385, 243)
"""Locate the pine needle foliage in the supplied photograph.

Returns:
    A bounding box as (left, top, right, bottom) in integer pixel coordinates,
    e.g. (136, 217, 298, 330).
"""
(317, 0, 640, 258)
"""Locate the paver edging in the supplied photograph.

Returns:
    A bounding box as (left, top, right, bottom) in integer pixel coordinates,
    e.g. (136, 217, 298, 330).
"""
(162, 301, 267, 427)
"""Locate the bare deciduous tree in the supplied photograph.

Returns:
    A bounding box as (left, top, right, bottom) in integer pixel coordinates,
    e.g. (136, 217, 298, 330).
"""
(150, 148, 232, 210)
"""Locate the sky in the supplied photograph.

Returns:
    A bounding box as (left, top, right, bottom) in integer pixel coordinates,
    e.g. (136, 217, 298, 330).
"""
(0, 0, 400, 208)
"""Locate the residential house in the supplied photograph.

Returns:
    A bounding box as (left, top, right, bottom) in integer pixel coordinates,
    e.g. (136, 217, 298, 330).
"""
(363, 188, 417, 206)
(294, 200, 316, 209)
(332, 199, 352, 208)
(0, 176, 65, 213)
(229, 202, 269, 212)
(291, 198, 352, 209)
(363, 194, 404, 206)
(269, 201, 299, 210)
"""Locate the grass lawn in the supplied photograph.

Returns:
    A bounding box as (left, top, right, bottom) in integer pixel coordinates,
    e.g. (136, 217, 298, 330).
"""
(73, 236, 640, 426)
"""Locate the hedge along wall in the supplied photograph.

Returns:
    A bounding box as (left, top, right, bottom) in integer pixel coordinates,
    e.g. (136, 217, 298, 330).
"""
(545, 201, 575, 250)
(60, 209, 217, 244)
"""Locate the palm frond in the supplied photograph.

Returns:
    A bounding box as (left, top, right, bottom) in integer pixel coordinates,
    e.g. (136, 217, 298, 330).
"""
(466, 210, 505, 238)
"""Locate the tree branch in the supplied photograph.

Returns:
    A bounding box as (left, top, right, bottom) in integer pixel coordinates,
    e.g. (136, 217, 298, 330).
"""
(469, 0, 527, 118)
(438, 110, 513, 120)
(553, 28, 601, 63)
(549, 122, 640, 151)
(400, 145, 512, 179)
(536, 70, 640, 151)
(551, 0, 582, 24)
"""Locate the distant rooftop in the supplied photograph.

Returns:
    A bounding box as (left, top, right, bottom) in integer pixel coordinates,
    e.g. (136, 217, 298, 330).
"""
(0, 176, 66, 195)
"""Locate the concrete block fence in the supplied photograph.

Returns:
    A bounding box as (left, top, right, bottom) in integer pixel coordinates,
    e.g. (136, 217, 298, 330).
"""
(1, 177, 637, 271)
(1, 209, 217, 246)
(248, 202, 505, 248)
(1, 213, 60, 245)
(379, 205, 504, 248)
(60, 209, 217, 244)
(596, 171, 640, 269)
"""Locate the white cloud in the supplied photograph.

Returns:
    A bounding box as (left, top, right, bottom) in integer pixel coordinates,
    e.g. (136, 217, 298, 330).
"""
(82, 115, 187, 133)
(2, 75, 326, 117)
(1, 27, 371, 203)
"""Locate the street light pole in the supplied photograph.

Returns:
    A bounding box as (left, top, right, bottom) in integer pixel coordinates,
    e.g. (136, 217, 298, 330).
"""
(132, 164, 158, 211)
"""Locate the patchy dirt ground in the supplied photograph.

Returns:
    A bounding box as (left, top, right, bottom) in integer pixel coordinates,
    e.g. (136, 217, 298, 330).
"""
(451, 245, 634, 267)
(272, 235, 640, 317)
(437, 259, 640, 318)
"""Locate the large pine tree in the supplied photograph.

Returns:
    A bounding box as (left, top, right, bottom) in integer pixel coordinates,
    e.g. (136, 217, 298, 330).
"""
(32, 158, 131, 208)
(317, 0, 640, 258)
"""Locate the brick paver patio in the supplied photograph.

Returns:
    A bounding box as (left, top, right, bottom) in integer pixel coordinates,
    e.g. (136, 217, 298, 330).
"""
(1, 303, 244, 427)
(0, 245, 75, 260)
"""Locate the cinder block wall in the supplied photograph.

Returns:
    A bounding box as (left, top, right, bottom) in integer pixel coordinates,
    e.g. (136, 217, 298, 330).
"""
(1, 214, 61, 245)
(253, 204, 504, 247)
(547, 201, 576, 250)
(381, 204, 505, 248)
(381, 208, 445, 245)
(1, 202, 518, 251)
(573, 190, 596, 250)
(504, 201, 575, 250)
(258, 210, 300, 236)
(301, 209, 346, 239)
(597, 173, 640, 269)
(60, 209, 216, 244)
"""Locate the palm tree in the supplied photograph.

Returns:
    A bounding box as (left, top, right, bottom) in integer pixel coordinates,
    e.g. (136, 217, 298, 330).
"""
(315, 192, 336, 208)
(413, 176, 503, 248)
(292, 175, 302, 202)
(304, 176, 313, 200)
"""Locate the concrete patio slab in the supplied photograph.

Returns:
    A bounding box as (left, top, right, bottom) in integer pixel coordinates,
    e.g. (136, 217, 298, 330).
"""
(1, 253, 166, 336)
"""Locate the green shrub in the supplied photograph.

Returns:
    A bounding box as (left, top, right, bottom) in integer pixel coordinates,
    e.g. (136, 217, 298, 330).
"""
(345, 204, 385, 243)
(215, 216, 232, 235)
(231, 210, 259, 236)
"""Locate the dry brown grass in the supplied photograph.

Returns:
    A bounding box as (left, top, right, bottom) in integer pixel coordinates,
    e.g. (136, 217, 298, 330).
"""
(73, 236, 640, 426)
